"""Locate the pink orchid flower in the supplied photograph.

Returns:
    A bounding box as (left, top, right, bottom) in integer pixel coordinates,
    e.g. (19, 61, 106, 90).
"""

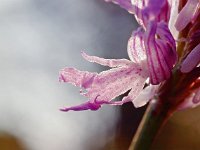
(59, 0, 200, 111)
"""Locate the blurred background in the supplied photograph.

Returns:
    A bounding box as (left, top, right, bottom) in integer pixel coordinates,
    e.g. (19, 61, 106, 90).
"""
(0, 0, 200, 150)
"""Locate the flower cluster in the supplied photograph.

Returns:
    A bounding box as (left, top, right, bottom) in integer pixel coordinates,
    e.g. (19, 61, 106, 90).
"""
(59, 0, 200, 111)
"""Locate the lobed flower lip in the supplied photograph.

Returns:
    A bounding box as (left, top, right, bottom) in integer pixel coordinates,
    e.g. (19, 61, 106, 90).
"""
(59, 53, 148, 111)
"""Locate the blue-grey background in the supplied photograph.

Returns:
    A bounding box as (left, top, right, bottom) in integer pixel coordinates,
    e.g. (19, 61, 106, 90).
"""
(0, 0, 136, 149)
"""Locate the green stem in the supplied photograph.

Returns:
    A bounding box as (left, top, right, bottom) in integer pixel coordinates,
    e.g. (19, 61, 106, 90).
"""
(129, 99, 173, 150)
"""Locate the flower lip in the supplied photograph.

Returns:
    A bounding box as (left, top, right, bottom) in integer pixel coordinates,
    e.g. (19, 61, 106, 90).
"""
(59, 52, 149, 111)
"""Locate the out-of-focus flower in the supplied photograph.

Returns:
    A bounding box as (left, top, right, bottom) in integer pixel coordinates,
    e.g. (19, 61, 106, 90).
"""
(181, 43, 200, 73)
(174, 0, 200, 109)
(175, 0, 200, 31)
(60, 0, 200, 111)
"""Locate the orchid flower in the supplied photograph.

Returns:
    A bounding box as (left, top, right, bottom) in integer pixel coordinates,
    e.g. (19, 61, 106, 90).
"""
(60, 0, 199, 112)
(59, 0, 200, 148)
(59, 0, 178, 111)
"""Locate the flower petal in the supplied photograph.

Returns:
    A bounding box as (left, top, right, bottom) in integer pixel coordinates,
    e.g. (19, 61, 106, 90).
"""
(60, 101, 101, 111)
(127, 27, 147, 64)
(59, 62, 148, 111)
(157, 22, 177, 66)
(142, 0, 170, 22)
(81, 51, 131, 67)
(175, 0, 200, 31)
(132, 84, 159, 107)
(105, 0, 135, 14)
(131, 0, 170, 27)
(120, 77, 147, 104)
(144, 22, 176, 84)
(168, 0, 180, 39)
(181, 43, 200, 73)
(84, 64, 147, 101)
(157, 22, 176, 52)
(106, 0, 171, 28)
(131, 0, 146, 26)
(59, 68, 97, 89)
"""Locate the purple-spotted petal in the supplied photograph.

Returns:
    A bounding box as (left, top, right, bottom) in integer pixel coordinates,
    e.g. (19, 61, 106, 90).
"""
(181, 43, 200, 73)
(59, 68, 97, 89)
(81, 51, 131, 67)
(175, 0, 200, 31)
(120, 77, 147, 104)
(59, 61, 148, 111)
(84, 64, 148, 101)
(144, 22, 176, 84)
(105, 0, 135, 14)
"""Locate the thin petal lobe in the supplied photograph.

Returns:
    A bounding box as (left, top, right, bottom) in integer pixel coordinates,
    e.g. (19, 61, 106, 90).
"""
(82, 51, 131, 67)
